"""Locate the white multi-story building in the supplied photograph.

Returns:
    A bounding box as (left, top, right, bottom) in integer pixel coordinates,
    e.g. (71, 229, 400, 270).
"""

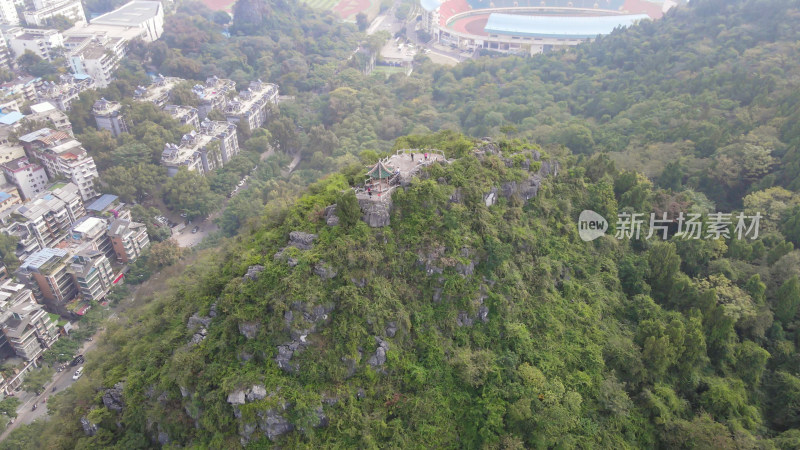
(10, 182, 85, 249)
(163, 104, 199, 130)
(107, 218, 148, 263)
(4, 27, 64, 61)
(19, 128, 99, 200)
(0, 156, 48, 200)
(69, 248, 113, 301)
(0, 279, 58, 361)
(0, 0, 19, 25)
(193, 76, 236, 119)
(161, 119, 239, 177)
(133, 74, 181, 107)
(224, 80, 279, 131)
(23, 0, 86, 28)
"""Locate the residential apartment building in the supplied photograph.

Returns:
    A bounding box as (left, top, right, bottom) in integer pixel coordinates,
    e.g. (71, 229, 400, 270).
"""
(0, 0, 19, 26)
(67, 40, 117, 88)
(11, 183, 84, 249)
(133, 74, 181, 107)
(0, 279, 58, 361)
(23, 0, 86, 27)
(0, 156, 48, 200)
(161, 119, 239, 177)
(16, 247, 77, 311)
(193, 76, 236, 119)
(0, 184, 20, 213)
(107, 218, 148, 263)
(19, 128, 99, 200)
(4, 27, 64, 61)
(71, 216, 114, 260)
(28, 101, 72, 134)
(224, 80, 279, 130)
(36, 74, 95, 111)
(163, 104, 199, 130)
(68, 249, 113, 301)
(0, 75, 40, 103)
(92, 98, 127, 136)
(0, 32, 12, 71)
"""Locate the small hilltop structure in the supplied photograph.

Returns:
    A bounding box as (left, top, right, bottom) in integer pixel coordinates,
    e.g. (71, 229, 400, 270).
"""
(355, 150, 448, 227)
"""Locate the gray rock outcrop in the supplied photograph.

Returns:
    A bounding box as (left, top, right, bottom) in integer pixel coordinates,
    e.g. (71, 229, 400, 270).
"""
(102, 382, 125, 412)
(288, 231, 317, 250)
(243, 265, 265, 281)
(368, 337, 389, 368)
(324, 204, 339, 226)
(80, 416, 98, 436)
(239, 321, 261, 339)
(314, 262, 337, 280)
(358, 198, 392, 227)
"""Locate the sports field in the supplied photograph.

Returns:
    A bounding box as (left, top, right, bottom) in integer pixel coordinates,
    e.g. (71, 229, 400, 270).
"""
(302, 0, 377, 21)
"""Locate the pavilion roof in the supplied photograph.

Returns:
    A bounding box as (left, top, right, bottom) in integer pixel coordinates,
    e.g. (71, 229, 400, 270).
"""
(367, 161, 394, 179)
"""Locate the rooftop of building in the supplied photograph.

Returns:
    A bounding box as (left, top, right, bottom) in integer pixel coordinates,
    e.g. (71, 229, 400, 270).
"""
(108, 218, 145, 236)
(225, 80, 278, 115)
(91, 98, 122, 115)
(192, 76, 235, 101)
(0, 111, 24, 125)
(72, 216, 105, 235)
(90, 1, 162, 27)
(198, 118, 236, 136)
(0, 156, 38, 172)
(21, 247, 69, 271)
(86, 193, 117, 212)
(30, 102, 56, 114)
(133, 74, 181, 103)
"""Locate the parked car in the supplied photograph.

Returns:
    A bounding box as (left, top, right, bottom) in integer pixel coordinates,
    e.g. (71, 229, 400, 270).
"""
(72, 367, 84, 380)
(192, 226, 199, 234)
(71, 354, 84, 366)
(180, 213, 187, 218)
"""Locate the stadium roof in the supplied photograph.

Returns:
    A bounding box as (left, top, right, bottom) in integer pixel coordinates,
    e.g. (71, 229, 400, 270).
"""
(91, 1, 161, 27)
(484, 13, 650, 39)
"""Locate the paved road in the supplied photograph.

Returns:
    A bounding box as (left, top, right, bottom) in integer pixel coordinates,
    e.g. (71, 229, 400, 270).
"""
(0, 337, 99, 441)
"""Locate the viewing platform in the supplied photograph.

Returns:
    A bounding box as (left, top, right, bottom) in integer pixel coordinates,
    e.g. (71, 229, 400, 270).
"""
(355, 149, 447, 203)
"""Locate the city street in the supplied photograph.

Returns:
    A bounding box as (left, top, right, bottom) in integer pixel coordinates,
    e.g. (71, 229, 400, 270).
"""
(0, 337, 99, 440)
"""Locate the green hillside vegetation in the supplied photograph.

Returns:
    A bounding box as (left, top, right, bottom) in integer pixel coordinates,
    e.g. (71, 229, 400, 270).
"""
(7, 0, 800, 447)
(5, 133, 800, 448)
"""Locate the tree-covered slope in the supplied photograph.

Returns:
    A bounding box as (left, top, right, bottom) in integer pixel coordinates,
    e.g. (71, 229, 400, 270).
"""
(6, 133, 800, 448)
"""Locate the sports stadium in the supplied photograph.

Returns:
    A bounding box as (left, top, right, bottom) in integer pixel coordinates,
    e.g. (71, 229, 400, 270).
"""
(420, 0, 679, 55)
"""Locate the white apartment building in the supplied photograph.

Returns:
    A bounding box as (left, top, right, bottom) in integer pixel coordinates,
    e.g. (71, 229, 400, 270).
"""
(133, 74, 181, 107)
(19, 128, 99, 200)
(224, 80, 279, 131)
(0, 156, 47, 200)
(161, 120, 239, 177)
(163, 104, 199, 130)
(4, 27, 64, 61)
(0, 0, 19, 26)
(24, 0, 86, 28)
(193, 76, 236, 119)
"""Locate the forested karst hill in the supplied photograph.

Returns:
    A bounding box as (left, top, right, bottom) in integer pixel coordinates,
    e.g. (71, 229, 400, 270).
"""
(6, 0, 800, 447)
